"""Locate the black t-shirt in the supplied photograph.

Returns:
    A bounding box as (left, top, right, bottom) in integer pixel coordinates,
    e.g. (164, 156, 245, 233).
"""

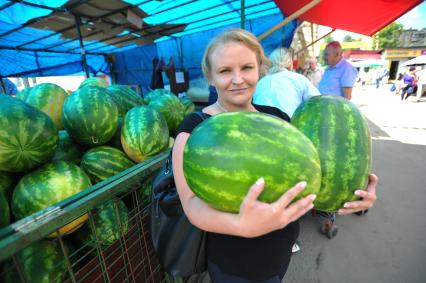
(176, 104, 299, 281)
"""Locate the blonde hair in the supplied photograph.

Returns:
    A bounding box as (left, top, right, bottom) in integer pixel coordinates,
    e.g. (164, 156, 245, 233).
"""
(268, 48, 293, 74)
(201, 28, 268, 81)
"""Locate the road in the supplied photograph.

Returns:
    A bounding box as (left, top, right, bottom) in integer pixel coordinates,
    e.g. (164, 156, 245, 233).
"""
(285, 85, 426, 283)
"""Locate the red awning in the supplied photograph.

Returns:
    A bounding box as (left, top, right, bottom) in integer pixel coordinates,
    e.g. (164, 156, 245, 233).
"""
(274, 0, 423, 36)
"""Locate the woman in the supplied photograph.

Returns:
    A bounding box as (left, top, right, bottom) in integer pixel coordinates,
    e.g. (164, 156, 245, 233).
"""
(401, 66, 417, 100)
(173, 29, 378, 283)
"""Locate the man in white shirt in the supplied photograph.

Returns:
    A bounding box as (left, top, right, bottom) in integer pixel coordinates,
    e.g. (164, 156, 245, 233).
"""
(303, 57, 323, 88)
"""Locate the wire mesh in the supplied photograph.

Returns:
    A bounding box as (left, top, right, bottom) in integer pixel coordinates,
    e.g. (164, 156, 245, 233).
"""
(0, 153, 169, 283)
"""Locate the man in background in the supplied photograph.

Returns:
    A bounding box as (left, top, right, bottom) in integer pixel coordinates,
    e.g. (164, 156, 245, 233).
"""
(318, 41, 358, 100)
(303, 57, 323, 88)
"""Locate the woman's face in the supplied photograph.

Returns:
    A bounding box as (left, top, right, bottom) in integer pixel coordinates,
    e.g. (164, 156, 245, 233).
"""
(208, 41, 259, 106)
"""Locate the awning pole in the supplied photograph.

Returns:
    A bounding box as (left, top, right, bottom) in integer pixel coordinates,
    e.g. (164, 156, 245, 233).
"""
(74, 15, 90, 78)
(258, 0, 322, 41)
(295, 28, 336, 55)
(241, 0, 245, 29)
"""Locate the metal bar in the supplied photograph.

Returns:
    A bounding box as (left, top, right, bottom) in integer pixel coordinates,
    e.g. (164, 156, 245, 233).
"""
(258, 0, 322, 41)
(74, 14, 90, 77)
(295, 28, 335, 55)
(0, 78, 6, 94)
(241, 0, 245, 29)
(0, 151, 168, 262)
(0, 2, 16, 12)
(85, 2, 277, 53)
(0, 45, 105, 55)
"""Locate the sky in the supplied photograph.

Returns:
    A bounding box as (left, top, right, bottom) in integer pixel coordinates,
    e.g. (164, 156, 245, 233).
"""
(395, 1, 426, 30)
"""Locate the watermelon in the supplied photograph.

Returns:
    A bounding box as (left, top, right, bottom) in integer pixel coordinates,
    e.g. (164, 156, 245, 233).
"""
(291, 95, 372, 212)
(180, 97, 196, 116)
(79, 77, 108, 88)
(0, 192, 10, 228)
(169, 137, 175, 148)
(143, 88, 173, 104)
(121, 106, 169, 163)
(136, 177, 153, 206)
(0, 95, 58, 172)
(15, 87, 32, 101)
(51, 130, 84, 164)
(183, 112, 321, 213)
(107, 85, 145, 116)
(1, 239, 72, 283)
(25, 83, 68, 129)
(80, 146, 135, 184)
(148, 94, 185, 132)
(62, 86, 118, 147)
(76, 199, 129, 247)
(11, 161, 92, 235)
(107, 116, 124, 150)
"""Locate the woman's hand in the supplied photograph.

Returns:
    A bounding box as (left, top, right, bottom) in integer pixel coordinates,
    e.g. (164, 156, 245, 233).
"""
(238, 178, 316, 238)
(337, 174, 378, 215)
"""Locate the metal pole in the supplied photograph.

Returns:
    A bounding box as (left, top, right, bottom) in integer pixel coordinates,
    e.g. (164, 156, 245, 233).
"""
(241, 0, 245, 29)
(74, 14, 90, 77)
(258, 0, 322, 41)
(0, 78, 6, 94)
(295, 28, 335, 55)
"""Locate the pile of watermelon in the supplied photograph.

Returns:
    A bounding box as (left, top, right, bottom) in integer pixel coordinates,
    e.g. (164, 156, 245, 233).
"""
(0, 79, 196, 281)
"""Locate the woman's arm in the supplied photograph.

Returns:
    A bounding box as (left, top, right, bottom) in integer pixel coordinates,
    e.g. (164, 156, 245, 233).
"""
(172, 132, 316, 238)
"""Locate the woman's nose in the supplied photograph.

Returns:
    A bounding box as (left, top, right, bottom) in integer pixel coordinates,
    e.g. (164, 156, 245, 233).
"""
(232, 72, 243, 84)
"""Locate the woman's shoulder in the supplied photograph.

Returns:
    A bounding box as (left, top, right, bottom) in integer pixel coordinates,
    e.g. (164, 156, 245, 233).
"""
(253, 104, 290, 122)
(176, 111, 210, 135)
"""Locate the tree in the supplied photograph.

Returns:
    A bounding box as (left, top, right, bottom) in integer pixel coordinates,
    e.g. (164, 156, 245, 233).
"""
(343, 34, 355, 42)
(373, 22, 404, 49)
(324, 35, 334, 43)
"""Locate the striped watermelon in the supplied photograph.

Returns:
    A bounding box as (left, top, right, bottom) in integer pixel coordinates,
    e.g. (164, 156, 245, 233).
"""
(148, 94, 185, 132)
(11, 161, 92, 235)
(15, 87, 32, 101)
(107, 85, 145, 116)
(2, 239, 72, 283)
(107, 116, 124, 150)
(183, 112, 321, 213)
(121, 106, 169, 163)
(291, 95, 372, 212)
(180, 97, 195, 116)
(80, 146, 135, 184)
(76, 198, 129, 247)
(0, 171, 14, 200)
(62, 86, 118, 147)
(25, 83, 68, 129)
(143, 88, 173, 104)
(79, 77, 108, 88)
(0, 192, 10, 228)
(51, 130, 84, 164)
(0, 95, 58, 172)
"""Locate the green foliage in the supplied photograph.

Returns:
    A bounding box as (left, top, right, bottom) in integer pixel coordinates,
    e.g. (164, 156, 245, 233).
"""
(324, 35, 334, 43)
(373, 22, 404, 49)
(343, 35, 355, 42)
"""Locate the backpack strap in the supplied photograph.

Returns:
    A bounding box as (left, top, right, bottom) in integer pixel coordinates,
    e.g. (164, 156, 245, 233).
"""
(193, 111, 207, 121)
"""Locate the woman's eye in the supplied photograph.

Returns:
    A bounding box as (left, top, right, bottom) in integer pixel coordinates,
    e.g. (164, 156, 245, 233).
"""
(219, 69, 229, 74)
(243, 66, 254, 70)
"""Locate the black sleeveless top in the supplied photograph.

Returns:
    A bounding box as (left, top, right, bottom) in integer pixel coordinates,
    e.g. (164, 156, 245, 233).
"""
(176, 104, 299, 281)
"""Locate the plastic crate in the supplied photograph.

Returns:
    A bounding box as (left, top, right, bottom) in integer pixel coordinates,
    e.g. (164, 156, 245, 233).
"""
(0, 151, 169, 283)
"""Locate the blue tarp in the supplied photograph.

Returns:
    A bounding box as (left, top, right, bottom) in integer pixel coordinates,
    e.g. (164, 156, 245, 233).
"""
(0, 0, 298, 85)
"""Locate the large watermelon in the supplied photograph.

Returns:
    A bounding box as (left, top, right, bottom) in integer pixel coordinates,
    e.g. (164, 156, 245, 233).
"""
(143, 88, 173, 104)
(183, 112, 321, 213)
(0, 192, 10, 228)
(80, 146, 135, 184)
(62, 86, 118, 147)
(51, 130, 84, 164)
(79, 77, 108, 88)
(0, 95, 58, 172)
(76, 199, 129, 247)
(291, 95, 372, 212)
(121, 106, 169, 163)
(15, 87, 32, 101)
(11, 161, 92, 235)
(107, 85, 145, 116)
(25, 83, 68, 129)
(1, 239, 72, 283)
(148, 94, 185, 132)
(180, 97, 195, 116)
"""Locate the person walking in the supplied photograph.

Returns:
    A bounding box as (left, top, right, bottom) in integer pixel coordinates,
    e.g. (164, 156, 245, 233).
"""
(173, 29, 378, 283)
(318, 41, 358, 100)
(253, 48, 320, 118)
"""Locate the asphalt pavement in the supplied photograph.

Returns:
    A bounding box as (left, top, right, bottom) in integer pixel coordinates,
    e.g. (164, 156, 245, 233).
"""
(284, 85, 426, 283)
